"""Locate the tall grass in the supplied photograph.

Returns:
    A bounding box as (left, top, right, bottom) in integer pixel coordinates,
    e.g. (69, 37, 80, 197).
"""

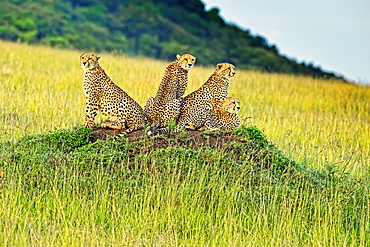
(2, 165, 368, 246)
(231, 72, 370, 177)
(0, 40, 165, 139)
(1, 40, 369, 177)
(0, 127, 369, 246)
(1, 40, 370, 246)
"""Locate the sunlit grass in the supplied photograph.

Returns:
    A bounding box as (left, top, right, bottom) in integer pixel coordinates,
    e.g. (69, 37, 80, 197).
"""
(1, 39, 370, 246)
(1, 132, 368, 246)
(232, 72, 370, 176)
(1, 39, 369, 178)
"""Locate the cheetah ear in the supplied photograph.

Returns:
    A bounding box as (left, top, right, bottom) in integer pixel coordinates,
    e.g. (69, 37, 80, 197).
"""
(217, 63, 223, 70)
(176, 54, 181, 60)
(96, 54, 101, 60)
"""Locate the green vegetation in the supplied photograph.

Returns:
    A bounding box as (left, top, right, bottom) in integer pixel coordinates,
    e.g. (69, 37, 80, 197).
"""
(1, 126, 369, 245)
(0, 0, 344, 80)
(1, 40, 368, 176)
(0, 40, 369, 246)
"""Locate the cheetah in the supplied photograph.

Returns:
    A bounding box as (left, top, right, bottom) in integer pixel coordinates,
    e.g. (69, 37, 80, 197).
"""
(144, 54, 196, 134)
(177, 63, 236, 130)
(213, 97, 241, 130)
(174, 97, 241, 133)
(81, 52, 145, 134)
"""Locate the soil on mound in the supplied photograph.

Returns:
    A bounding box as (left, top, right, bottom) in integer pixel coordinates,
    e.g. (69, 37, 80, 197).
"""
(90, 127, 241, 150)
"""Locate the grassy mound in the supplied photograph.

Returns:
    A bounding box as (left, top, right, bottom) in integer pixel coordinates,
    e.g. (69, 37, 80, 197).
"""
(0, 125, 355, 187)
(0, 126, 368, 245)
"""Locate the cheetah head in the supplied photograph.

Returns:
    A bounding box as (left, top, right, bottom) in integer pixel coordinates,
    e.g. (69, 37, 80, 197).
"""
(80, 53, 101, 71)
(216, 63, 236, 78)
(219, 97, 240, 113)
(176, 54, 196, 71)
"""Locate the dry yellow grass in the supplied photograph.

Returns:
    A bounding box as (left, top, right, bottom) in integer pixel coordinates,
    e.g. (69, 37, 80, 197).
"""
(232, 72, 370, 176)
(1, 40, 369, 176)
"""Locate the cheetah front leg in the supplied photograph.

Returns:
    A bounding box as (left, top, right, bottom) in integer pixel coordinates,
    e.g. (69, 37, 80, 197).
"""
(84, 98, 99, 128)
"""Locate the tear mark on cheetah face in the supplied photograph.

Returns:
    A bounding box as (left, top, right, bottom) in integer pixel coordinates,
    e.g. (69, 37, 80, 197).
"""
(176, 54, 196, 71)
(80, 52, 101, 71)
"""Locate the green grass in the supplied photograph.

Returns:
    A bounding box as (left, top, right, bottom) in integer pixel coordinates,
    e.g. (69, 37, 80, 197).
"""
(0, 126, 369, 246)
(1, 40, 369, 177)
(1, 40, 370, 246)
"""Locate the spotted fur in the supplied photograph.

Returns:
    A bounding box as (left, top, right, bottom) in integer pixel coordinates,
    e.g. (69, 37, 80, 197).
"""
(175, 63, 236, 132)
(212, 97, 241, 130)
(81, 52, 145, 134)
(175, 97, 240, 132)
(144, 54, 196, 134)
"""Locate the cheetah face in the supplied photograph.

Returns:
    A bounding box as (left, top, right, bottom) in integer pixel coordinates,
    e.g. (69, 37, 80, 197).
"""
(216, 63, 236, 78)
(80, 53, 101, 70)
(176, 54, 196, 71)
(221, 97, 240, 113)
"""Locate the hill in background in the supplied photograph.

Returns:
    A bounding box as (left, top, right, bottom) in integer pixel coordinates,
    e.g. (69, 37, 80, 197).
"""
(0, 0, 344, 80)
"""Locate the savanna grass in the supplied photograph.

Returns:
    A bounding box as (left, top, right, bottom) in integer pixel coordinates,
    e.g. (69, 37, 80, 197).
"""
(233, 72, 370, 177)
(0, 126, 369, 246)
(1, 40, 370, 246)
(1, 40, 369, 177)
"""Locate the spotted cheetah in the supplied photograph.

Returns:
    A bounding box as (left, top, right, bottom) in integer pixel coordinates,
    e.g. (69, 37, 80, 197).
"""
(213, 97, 241, 130)
(174, 97, 240, 132)
(177, 63, 236, 128)
(181, 62, 235, 108)
(144, 54, 196, 134)
(81, 52, 145, 134)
